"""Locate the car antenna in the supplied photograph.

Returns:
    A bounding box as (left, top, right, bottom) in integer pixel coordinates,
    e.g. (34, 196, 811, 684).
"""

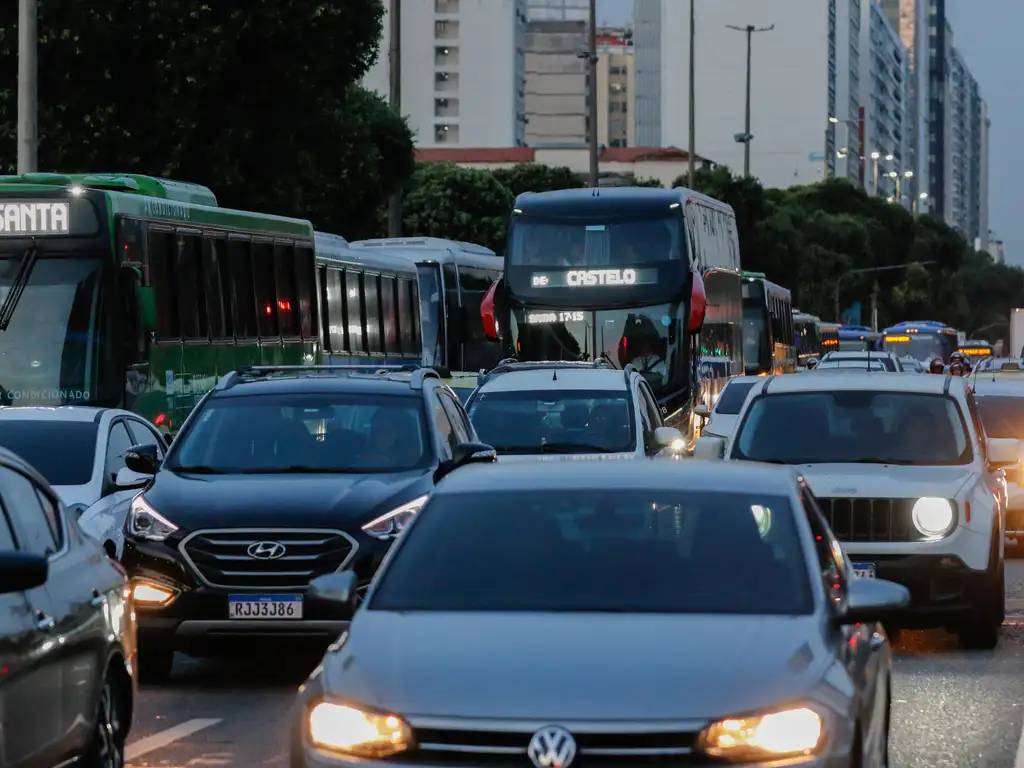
(552, 367, 558, 381)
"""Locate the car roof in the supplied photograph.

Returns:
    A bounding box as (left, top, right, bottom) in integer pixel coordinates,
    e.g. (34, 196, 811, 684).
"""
(437, 459, 799, 495)
(212, 372, 427, 398)
(724, 375, 761, 387)
(821, 350, 895, 359)
(971, 378, 1024, 396)
(476, 366, 629, 393)
(0, 406, 113, 422)
(762, 372, 961, 395)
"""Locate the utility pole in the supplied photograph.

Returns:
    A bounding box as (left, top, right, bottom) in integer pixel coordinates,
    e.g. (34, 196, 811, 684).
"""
(17, 0, 37, 174)
(587, 0, 599, 187)
(727, 23, 774, 178)
(833, 261, 935, 324)
(687, 0, 696, 184)
(386, 0, 402, 236)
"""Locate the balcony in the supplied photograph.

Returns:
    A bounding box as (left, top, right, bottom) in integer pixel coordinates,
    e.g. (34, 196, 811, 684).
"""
(435, 71, 459, 92)
(434, 97, 459, 118)
(434, 123, 460, 143)
(435, 45, 460, 66)
(434, 19, 459, 39)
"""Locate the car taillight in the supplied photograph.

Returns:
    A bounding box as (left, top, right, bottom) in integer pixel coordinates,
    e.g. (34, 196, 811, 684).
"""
(687, 271, 706, 334)
(481, 279, 500, 341)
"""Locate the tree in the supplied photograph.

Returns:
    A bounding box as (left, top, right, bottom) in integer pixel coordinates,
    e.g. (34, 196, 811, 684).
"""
(0, 0, 413, 235)
(491, 164, 582, 197)
(403, 163, 513, 252)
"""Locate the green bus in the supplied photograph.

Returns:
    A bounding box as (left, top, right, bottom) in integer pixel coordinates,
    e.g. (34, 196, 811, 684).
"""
(0, 173, 502, 430)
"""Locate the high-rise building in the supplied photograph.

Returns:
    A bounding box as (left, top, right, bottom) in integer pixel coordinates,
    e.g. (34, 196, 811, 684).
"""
(363, 0, 528, 148)
(633, 0, 864, 187)
(523, 11, 589, 146)
(526, 0, 588, 22)
(596, 29, 635, 148)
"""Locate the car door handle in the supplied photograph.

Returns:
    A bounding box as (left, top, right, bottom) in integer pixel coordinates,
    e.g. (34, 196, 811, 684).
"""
(36, 612, 56, 632)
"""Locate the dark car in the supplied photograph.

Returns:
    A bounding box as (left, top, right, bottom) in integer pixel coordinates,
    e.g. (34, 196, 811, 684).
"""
(120, 365, 492, 681)
(0, 447, 135, 768)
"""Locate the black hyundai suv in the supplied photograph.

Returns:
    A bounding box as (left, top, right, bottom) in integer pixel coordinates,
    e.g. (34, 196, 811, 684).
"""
(120, 365, 492, 681)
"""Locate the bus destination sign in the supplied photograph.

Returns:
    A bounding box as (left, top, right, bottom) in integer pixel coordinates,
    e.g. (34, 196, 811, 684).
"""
(0, 201, 70, 236)
(530, 267, 658, 289)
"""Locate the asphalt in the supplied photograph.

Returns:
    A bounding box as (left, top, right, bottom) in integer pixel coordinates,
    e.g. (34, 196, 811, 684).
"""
(125, 558, 1024, 768)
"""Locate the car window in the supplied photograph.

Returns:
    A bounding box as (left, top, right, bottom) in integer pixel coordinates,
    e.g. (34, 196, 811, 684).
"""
(715, 381, 756, 415)
(439, 391, 471, 444)
(127, 419, 165, 458)
(964, 390, 989, 462)
(0, 468, 57, 556)
(429, 395, 458, 460)
(105, 421, 135, 484)
(0, 420, 99, 485)
(372, 489, 812, 615)
(0, 504, 16, 551)
(35, 491, 62, 549)
(800, 487, 846, 607)
(636, 383, 654, 452)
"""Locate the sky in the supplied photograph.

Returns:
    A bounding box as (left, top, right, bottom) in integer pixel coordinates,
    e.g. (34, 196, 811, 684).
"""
(597, 0, 1020, 265)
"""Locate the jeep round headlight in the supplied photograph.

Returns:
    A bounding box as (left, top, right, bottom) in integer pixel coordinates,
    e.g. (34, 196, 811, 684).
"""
(912, 497, 955, 538)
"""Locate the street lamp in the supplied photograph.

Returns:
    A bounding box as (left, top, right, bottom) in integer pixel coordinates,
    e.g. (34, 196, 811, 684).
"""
(833, 261, 936, 323)
(914, 191, 929, 217)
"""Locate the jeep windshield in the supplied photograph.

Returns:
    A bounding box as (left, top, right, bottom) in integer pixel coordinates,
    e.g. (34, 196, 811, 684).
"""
(168, 393, 431, 473)
(733, 391, 972, 465)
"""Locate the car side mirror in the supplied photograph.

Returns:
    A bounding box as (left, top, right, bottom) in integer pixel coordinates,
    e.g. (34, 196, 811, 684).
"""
(115, 466, 151, 490)
(435, 441, 497, 483)
(693, 403, 711, 420)
(654, 426, 683, 451)
(124, 444, 160, 475)
(694, 435, 726, 460)
(805, 358, 819, 370)
(307, 571, 358, 614)
(835, 577, 909, 626)
(0, 551, 48, 594)
(987, 437, 1021, 469)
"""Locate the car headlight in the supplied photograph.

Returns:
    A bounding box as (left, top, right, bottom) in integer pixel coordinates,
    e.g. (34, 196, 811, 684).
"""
(308, 701, 413, 758)
(128, 494, 179, 542)
(699, 706, 823, 761)
(362, 495, 428, 540)
(912, 497, 955, 538)
(131, 578, 179, 608)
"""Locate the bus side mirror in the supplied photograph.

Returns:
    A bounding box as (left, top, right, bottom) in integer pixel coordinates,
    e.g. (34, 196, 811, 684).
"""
(687, 271, 706, 334)
(481, 279, 501, 341)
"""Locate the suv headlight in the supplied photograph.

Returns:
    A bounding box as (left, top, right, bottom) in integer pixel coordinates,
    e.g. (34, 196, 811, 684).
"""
(128, 494, 179, 542)
(308, 701, 413, 758)
(362, 495, 428, 540)
(912, 497, 955, 538)
(698, 706, 823, 761)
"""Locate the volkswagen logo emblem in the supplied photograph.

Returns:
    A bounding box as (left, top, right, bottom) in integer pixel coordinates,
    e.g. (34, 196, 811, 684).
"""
(527, 726, 576, 768)
(246, 541, 287, 560)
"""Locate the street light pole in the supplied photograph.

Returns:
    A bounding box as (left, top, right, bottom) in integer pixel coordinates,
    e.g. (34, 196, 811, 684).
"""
(833, 261, 935, 324)
(727, 23, 774, 178)
(386, 0, 402, 236)
(687, 0, 696, 184)
(588, 0, 599, 188)
(17, 0, 37, 174)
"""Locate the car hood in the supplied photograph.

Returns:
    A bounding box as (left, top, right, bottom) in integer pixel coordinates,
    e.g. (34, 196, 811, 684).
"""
(798, 464, 973, 499)
(143, 469, 430, 531)
(323, 612, 832, 720)
(497, 452, 638, 464)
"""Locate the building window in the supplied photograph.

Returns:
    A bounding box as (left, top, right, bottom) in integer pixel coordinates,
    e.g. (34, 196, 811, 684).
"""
(435, 19, 459, 38)
(434, 97, 460, 117)
(435, 0, 459, 13)
(435, 124, 460, 143)
(435, 45, 460, 66)
(435, 71, 459, 92)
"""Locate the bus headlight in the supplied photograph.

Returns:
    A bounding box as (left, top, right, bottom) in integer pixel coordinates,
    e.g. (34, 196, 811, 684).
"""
(699, 706, 823, 761)
(308, 701, 413, 758)
(912, 497, 955, 538)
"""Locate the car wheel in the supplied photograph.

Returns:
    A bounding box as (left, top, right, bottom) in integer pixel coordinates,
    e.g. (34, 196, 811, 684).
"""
(958, 532, 1004, 650)
(848, 724, 863, 768)
(84, 671, 128, 768)
(139, 645, 174, 684)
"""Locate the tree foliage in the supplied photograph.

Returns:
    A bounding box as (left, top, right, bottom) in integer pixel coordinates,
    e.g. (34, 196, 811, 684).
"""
(0, 0, 413, 237)
(491, 164, 582, 198)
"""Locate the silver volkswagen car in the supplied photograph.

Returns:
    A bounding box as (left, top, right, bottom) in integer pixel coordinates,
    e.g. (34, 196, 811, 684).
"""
(292, 461, 907, 768)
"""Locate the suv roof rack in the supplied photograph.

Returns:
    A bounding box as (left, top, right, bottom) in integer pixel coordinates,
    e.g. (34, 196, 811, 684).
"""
(477, 358, 619, 387)
(216, 364, 426, 391)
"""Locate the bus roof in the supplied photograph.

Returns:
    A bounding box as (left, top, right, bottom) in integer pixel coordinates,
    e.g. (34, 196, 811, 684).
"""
(350, 237, 502, 270)
(512, 185, 734, 217)
(0, 172, 218, 206)
(742, 271, 790, 298)
(315, 231, 420, 274)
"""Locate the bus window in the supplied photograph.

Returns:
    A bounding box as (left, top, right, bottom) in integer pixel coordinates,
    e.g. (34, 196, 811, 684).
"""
(253, 242, 278, 338)
(444, 263, 461, 368)
(148, 229, 179, 339)
(411, 280, 421, 352)
(364, 274, 383, 354)
(176, 233, 206, 340)
(381, 276, 399, 354)
(345, 270, 366, 353)
(228, 238, 258, 339)
(296, 246, 315, 340)
(274, 244, 299, 337)
(417, 264, 445, 369)
(202, 236, 231, 339)
(397, 277, 415, 355)
(324, 268, 345, 353)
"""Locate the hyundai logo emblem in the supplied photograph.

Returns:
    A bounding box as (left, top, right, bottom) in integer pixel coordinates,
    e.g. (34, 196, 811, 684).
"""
(527, 726, 577, 768)
(246, 541, 287, 560)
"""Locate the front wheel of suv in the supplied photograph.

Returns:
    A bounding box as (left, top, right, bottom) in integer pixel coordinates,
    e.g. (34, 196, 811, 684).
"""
(957, 532, 1004, 650)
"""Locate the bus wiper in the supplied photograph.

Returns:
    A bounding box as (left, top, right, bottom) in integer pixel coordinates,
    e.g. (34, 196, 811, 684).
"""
(0, 246, 39, 331)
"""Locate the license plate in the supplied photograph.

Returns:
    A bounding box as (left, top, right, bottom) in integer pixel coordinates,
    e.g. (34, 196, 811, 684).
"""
(852, 562, 876, 579)
(228, 594, 303, 619)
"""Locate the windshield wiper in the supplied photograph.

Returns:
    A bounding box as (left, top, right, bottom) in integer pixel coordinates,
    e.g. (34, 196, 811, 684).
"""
(0, 247, 39, 331)
(172, 465, 229, 474)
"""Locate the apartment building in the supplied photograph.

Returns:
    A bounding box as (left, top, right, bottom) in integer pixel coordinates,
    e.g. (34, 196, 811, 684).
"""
(597, 29, 635, 148)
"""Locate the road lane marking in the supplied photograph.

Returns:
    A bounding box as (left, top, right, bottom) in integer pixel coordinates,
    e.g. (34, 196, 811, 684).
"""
(125, 718, 222, 761)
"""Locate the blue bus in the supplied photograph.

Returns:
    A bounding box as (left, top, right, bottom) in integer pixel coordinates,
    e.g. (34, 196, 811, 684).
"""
(881, 320, 959, 364)
(838, 325, 881, 352)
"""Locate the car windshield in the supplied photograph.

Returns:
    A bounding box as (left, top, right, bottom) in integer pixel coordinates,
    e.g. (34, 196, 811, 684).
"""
(0, 420, 98, 485)
(371, 490, 812, 615)
(716, 381, 756, 415)
(469, 389, 634, 454)
(734, 391, 972, 465)
(169, 393, 431, 473)
(975, 395, 1024, 439)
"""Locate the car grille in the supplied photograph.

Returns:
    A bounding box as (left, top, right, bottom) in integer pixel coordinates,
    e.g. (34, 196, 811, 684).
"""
(393, 727, 698, 766)
(818, 497, 925, 542)
(180, 529, 356, 589)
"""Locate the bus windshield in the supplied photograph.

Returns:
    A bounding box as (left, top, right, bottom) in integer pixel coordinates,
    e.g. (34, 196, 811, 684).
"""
(509, 214, 683, 268)
(883, 332, 955, 363)
(0, 255, 104, 405)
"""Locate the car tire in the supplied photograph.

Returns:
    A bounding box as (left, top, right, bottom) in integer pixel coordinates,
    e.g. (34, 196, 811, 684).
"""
(957, 531, 1004, 651)
(83, 670, 129, 768)
(139, 645, 174, 684)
